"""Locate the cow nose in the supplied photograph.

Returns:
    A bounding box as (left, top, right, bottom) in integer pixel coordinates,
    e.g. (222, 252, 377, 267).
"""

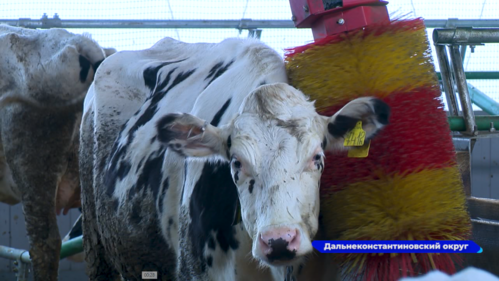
(259, 227, 300, 262)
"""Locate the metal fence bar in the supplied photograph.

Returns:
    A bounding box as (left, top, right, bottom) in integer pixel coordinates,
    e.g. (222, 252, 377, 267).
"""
(0, 245, 31, 264)
(433, 28, 499, 44)
(449, 45, 478, 135)
(435, 45, 460, 116)
(0, 236, 83, 264)
(0, 236, 83, 280)
(1, 18, 296, 29)
(1, 17, 499, 30)
(468, 83, 499, 116)
(17, 261, 29, 281)
(449, 116, 499, 132)
(426, 19, 499, 28)
(436, 72, 499, 80)
(59, 236, 83, 260)
(0, 245, 31, 281)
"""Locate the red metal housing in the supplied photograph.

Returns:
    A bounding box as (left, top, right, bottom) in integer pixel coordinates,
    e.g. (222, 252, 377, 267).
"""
(289, 0, 390, 40)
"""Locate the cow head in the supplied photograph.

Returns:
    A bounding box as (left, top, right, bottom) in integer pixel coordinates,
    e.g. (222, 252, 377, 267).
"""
(156, 83, 390, 267)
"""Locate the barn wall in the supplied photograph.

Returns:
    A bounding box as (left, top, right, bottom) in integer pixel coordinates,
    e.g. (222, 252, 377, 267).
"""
(0, 204, 87, 281)
(470, 137, 499, 199)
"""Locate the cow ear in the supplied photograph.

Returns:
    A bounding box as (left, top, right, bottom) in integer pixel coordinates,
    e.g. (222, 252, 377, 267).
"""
(323, 97, 390, 151)
(156, 113, 227, 158)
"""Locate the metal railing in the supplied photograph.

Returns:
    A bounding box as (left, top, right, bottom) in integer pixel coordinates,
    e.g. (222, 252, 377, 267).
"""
(1, 14, 498, 82)
(0, 236, 82, 281)
(433, 27, 499, 135)
(1, 14, 499, 29)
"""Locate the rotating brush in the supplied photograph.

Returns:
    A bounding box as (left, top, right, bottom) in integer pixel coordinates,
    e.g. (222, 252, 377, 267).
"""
(284, 0, 472, 280)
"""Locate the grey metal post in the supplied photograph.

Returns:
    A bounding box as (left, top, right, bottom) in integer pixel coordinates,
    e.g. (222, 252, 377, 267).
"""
(449, 45, 477, 135)
(460, 45, 467, 61)
(435, 44, 460, 116)
(16, 259, 30, 281)
(248, 29, 262, 39)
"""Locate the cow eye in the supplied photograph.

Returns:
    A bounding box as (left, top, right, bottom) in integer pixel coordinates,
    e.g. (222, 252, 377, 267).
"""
(231, 157, 242, 169)
(313, 154, 322, 161)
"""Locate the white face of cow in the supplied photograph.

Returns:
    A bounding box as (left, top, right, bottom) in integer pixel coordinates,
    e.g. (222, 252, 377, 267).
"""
(156, 83, 390, 267)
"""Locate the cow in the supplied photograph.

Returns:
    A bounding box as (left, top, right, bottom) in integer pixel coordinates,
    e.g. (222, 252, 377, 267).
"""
(0, 24, 114, 281)
(79, 36, 390, 281)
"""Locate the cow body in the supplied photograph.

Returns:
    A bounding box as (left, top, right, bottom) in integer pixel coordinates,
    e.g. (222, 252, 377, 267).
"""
(81, 37, 390, 280)
(0, 24, 112, 281)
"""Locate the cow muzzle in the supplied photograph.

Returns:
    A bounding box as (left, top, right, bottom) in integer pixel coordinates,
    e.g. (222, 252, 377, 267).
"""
(255, 225, 310, 266)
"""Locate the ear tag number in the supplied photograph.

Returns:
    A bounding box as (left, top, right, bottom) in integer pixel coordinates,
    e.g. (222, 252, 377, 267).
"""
(348, 140, 371, 158)
(343, 121, 365, 147)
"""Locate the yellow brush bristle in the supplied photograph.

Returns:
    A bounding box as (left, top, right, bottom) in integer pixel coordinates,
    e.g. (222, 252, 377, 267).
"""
(321, 166, 470, 241)
(285, 25, 438, 110)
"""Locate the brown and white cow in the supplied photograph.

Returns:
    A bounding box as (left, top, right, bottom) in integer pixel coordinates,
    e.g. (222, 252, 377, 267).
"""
(0, 24, 113, 281)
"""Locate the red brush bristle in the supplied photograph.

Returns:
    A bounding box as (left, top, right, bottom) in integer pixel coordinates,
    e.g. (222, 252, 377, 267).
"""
(342, 253, 462, 281)
(318, 87, 457, 193)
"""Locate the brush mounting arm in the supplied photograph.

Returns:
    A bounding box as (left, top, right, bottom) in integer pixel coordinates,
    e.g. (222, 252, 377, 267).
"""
(289, 0, 390, 40)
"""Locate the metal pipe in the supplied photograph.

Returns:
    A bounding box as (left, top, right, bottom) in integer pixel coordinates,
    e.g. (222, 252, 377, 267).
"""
(467, 83, 499, 115)
(0, 235, 83, 265)
(436, 71, 499, 80)
(59, 236, 83, 260)
(0, 245, 31, 264)
(1, 18, 499, 30)
(463, 72, 499, 79)
(449, 45, 477, 135)
(248, 29, 262, 39)
(433, 28, 499, 44)
(0, 18, 298, 29)
(460, 45, 467, 61)
(448, 116, 499, 132)
(435, 45, 459, 116)
(17, 261, 30, 281)
(425, 19, 499, 28)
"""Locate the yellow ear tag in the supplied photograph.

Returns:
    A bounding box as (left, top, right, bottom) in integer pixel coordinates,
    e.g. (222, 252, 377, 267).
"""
(343, 121, 365, 147)
(348, 140, 371, 158)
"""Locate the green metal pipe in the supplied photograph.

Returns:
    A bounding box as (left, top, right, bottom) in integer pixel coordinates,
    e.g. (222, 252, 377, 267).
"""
(448, 116, 499, 131)
(59, 236, 83, 260)
(437, 71, 499, 80)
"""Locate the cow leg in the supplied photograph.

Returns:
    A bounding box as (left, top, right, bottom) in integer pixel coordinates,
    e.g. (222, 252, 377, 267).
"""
(79, 110, 120, 281)
(81, 188, 119, 281)
(81, 196, 119, 280)
(20, 178, 61, 281)
(0, 108, 79, 281)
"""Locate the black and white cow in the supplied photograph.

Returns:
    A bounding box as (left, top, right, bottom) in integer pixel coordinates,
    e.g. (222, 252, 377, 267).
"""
(80, 37, 390, 281)
(0, 24, 113, 281)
